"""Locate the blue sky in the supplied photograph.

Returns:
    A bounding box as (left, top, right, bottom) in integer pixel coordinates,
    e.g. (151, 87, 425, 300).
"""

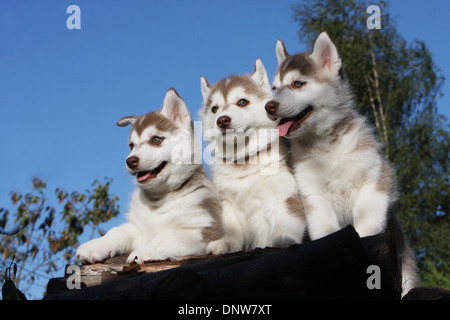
(0, 0, 449, 298)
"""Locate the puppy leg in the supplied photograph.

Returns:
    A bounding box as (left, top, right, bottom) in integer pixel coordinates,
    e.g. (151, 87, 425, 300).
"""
(127, 229, 205, 264)
(353, 183, 388, 237)
(206, 200, 244, 255)
(304, 195, 340, 240)
(76, 223, 139, 264)
(270, 199, 306, 247)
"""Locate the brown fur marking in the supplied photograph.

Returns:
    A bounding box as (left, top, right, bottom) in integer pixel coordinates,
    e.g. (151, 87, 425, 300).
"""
(377, 159, 394, 193)
(279, 52, 319, 81)
(204, 75, 270, 113)
(201, 197, 224, 243)
(133, 111, 179, 136)
(285, 195, 306, 220)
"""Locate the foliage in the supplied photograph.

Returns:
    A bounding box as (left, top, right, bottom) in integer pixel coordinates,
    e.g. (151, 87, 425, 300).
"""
(0, 177, 120, 298)
(292, 0, 449, 287)
(421, 259, 450, 289)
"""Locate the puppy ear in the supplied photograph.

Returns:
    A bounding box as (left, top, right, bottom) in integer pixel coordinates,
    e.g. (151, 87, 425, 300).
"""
(117, 116, 138, 127)
(251, 58, 271, 94)
(161, 88, 192, 127)
(276, 40, 289, 65)
(200, 76, 211, 103)
(309, 31, 342, 76)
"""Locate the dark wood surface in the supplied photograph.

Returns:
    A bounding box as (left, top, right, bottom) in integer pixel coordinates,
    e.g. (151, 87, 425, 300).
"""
(45, 226, 414, 299)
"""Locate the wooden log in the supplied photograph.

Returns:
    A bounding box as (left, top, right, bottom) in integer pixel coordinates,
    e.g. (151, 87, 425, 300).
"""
(147, 225, 401, 299)
(45, 226, 402, 300)
(45, 248, 279, 299)
(45, 249, 272, 296)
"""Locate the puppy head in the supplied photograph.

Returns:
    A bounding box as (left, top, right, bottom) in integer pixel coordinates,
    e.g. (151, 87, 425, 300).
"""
(266, 32, 346, 138)
(200, 59, 274, 143)
(117, 88, 194, 189)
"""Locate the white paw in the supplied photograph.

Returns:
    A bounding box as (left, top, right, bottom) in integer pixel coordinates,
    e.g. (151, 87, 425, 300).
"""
(76, 238, 113, 264)
(126, 247, 166, 264)
(206, 238, 242, 255)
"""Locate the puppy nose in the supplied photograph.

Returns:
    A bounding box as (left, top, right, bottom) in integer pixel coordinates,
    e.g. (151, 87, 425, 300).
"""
(126, 156, 139, 170)
(217, 115, 231, 129)
(265, 100, 279, 115)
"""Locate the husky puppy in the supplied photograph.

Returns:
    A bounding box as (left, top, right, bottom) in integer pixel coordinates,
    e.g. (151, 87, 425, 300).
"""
(265, 32, 418, 294)
(201, 59, 306, 254)
(76, 88, 223, 264)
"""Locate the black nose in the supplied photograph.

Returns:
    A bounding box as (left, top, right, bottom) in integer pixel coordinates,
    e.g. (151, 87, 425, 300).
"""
(126, 156, 139, 170)
(265, 100, 279, 115)
(217, 115, 231, 129)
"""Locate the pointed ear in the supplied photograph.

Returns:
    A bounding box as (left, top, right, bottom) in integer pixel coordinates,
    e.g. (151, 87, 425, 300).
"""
(309, 32, 342, 76)
(160, 88, 191, 127)
(276, 40, 289, 65)
(200, 76, 211, 103)
(251, 58, 271, 93)
(117, 116, 138, 127)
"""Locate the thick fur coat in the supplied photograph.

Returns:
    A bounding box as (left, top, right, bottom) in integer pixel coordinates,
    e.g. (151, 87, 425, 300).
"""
(76, 89, 223, 264)
(265, 32, 418, 295)
(201, 59, 306, 254)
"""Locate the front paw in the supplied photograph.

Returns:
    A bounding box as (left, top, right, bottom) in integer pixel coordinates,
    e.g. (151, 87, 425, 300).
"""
(126, 248, 156, 264)
(206, 238, 242, 255)
(76, 239, 113, 264)
(126, 247, 174, 264)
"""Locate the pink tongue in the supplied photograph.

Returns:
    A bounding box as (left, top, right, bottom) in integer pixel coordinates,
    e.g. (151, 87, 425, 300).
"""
(137, 172, 151, 182)
(276, 121, 294, 137)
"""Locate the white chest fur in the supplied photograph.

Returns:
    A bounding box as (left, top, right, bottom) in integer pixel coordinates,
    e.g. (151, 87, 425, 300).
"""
(291, 120, 391, 239)
(210, 146, 305, 250)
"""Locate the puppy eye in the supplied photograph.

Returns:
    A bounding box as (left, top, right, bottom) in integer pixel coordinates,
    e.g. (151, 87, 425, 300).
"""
(211, 106, 219, 114)
(150, 136, 164, 145)
(292, 81, 306, 88)
(129, 143, 134, 150)
(237, 99, 249, 107)
(272, 86, 277, 91)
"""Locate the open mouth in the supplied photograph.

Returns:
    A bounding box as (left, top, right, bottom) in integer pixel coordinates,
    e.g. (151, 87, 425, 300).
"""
(276, 105, 313, 137)
(136, 161, 167, 184)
